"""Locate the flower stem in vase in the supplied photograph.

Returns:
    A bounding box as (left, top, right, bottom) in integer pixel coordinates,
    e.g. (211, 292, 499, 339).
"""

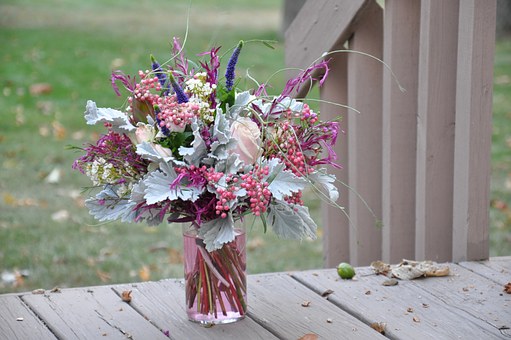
(183, 228, 247, 324)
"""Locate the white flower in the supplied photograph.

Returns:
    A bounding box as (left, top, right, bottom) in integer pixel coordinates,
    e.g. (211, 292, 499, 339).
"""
(230, 117, 262, 165)
(134, 123, 156, 144)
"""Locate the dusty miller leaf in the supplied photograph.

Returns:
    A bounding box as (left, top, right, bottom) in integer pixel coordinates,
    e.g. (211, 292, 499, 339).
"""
(84, 100, 135, 132)
(308, 169, 339, 202)
(267, 200, 317, 240)
(85, 185, 136, 222)
(198, 215, 236, 251)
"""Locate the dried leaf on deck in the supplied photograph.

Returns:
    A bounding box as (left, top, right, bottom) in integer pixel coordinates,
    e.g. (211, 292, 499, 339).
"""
(121, 290, 132, 303)
(370, 322, 386, 335)
(504, 282, 511, 294)
(392, 259, 450, 280)
(382, 278, 398, 286)
(301, 301, 311, 307)
(321, 289, 334, 297)
(298, 334, 318, 340)
(371, 260, 391, 276)
(96, 269, 111, 283)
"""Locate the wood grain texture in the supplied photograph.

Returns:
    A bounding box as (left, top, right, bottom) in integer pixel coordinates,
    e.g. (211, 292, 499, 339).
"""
(285, 0, 370, 75)
(346, 0, 383, 266)
(415, 0, 460, 262)
(112, 279, 277, 340)
(247, 273, 385, 339)
(381, 0, 420, 264)
(452, 0, 496, 262)
(458, 259, 510, 286)
(409, 264, 511, 337)
(293, 266, 505, 339)
(21, 286, 167, 339)
(320, 52, 350, 267)
(0, 295, 57, 340)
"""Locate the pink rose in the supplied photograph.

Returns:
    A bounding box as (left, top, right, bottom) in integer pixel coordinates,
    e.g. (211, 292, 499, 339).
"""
(230, 117, 261, 165)
(134, 124, 155, 144)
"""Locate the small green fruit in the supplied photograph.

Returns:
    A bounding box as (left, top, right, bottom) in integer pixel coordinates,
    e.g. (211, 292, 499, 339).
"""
(337, 262, 355, 279)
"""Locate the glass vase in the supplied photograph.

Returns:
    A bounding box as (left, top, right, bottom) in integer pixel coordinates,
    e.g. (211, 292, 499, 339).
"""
(183, 224, 247, 325)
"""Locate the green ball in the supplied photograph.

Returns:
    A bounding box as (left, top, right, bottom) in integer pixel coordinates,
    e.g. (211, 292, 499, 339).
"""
(337, 262, 355, 279)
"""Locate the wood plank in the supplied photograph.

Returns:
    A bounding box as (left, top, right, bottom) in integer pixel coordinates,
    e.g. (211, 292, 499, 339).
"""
(247, 273, 385, 339)
(293, 267, 504, 339)
(381, 0, 420, 264)
(285, 0, 370, 75)
(415, 0, 460, 262)
(320, 52, 350, 267)
(458, 257, 511, 286)
(0, 295, 57, 340)
(346, 0, 383, 266)
(21, 286, 166, 339)
(409, 264, 511, 337)
(452, 0, 496, 262)
(112, 279, 278, 340)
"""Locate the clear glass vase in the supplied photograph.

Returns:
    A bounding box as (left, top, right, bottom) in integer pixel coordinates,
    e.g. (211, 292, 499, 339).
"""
(183, 224, 247, 325)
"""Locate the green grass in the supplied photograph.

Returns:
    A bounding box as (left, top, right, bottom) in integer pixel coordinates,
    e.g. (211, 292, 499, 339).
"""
(1, 0, 510, 294)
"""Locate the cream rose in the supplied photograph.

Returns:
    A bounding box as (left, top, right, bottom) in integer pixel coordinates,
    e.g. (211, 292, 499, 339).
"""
(134, 123, 156, 144)
(230, 117, 262, 165)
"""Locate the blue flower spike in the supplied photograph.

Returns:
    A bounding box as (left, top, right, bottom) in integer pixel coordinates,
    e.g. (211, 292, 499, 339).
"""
(225, 40, 244, 91)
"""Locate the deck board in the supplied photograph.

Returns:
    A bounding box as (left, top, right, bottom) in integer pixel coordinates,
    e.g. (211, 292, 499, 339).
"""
(1, 257, 510, 339)
(292, 266, 505, 339)
(21, 286, 167, 339)
(247, 273, 386, 339)
(112, 279, 278, 340)
(0, 295, 58, 340)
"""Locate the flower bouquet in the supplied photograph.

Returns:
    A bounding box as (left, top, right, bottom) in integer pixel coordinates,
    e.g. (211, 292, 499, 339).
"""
(73, 38, 340, 324)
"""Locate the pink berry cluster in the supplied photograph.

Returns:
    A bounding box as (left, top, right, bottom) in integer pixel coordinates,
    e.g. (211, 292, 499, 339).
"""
(265, 122, 312, 177)
(240, 165, 272, 216)
(284, 103, 318, 124)
(156, 96, 200, 131)
(128, 71, 162, 108)
(203, 169, 241, 219)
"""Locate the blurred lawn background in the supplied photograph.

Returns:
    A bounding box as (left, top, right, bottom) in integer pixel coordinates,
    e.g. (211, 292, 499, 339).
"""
(1, 0, 510, 293)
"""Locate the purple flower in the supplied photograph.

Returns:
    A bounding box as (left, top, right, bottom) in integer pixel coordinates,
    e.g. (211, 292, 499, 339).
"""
(111, 71, 137, 96)
(150, 55, 168, 88)
(225, 41, 243, 91)
(168, 72, 189, 103)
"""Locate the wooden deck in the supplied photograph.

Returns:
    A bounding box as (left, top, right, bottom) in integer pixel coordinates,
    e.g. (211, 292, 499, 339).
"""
(1, 257, 510, 339)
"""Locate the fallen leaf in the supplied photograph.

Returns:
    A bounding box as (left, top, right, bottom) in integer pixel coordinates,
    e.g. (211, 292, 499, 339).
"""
(321, 289, 334, 297)
(371, 261, 391, 276)
(96, 270, 111, 283)
(382, 278, 398, 286)
(32, 289, 45, 294)
(50, 287, 61, 293)
(298, 333, 318, 340)
(39, 125, 50, 137)
(45, 167, 61, 184)
(504, 282, 511, 294)
(413, 316, 420, 323)
(301, 301, 311, 307)
(29, 83, 52, 96)
(51, 210, 69, 222)
(422, 303, 429, 308)
(121, 290, 132, 303)
(36, 101, 53, 115)
(370, 322, 386, 335)
(365, 290, 371, 295)
(52, 121, 67, 140)
(326, 318, 333, 323)
(167, 248, 183, 264)
(139, 265, 151, 281)
(247, 236, 265, 251)
(407, 307, 414, 313)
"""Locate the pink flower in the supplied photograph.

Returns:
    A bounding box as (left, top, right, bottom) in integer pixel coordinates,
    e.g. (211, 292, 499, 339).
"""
(134, 124, 156, 144)
(230, 117, 261, 165)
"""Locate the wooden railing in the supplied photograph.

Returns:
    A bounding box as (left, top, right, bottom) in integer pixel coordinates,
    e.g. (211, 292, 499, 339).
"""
(285, 0, 497, 266)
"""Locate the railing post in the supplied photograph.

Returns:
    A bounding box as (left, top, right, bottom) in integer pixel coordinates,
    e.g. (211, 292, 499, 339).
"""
(415, 0, 460, 262)
(346, 0, 383, 266)
(452, 0, 496, 261)
(320, 53, 350, 267)
(382, 0, 421, 263)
